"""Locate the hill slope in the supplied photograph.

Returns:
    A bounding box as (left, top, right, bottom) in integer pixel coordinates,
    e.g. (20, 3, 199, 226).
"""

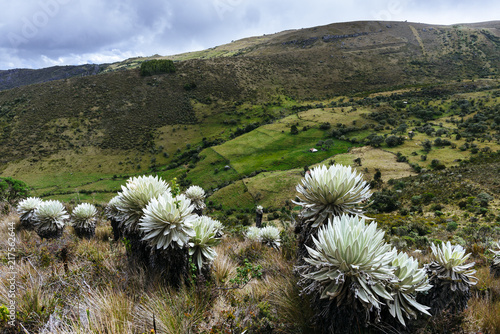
(1, 20, 500, 207)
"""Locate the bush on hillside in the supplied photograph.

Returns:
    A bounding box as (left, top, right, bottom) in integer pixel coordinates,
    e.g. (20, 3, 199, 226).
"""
(140, 59, 176, 76)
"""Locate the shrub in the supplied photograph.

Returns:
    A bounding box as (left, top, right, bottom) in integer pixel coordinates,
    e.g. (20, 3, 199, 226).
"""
(385, 135, 405, 147)
(140, 59, 175, 76)
(0, 177, 30, 203)
(446, 221, 458, 232)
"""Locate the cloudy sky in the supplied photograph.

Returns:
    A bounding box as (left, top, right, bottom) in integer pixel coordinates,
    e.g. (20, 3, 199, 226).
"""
(0, 0, 498, 70)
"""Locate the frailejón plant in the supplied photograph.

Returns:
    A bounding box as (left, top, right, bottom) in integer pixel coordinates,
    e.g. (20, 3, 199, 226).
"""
(421, 241, 477, 314)
(489, 241, 500, 277)
(33, 200, 69, 239)
(116, 175, 171, 234)
(184, 185, 206, 215)
(294, 164, 372, 228)
(189, 216, 222, 272)
(301, 214, 394, 310)
(246, 226, 261, 241)
(16, 197, 42, 230)
(70, 203, 98, 238)
(388, 251, 431, 326)
(139, 192, 196, 250)
(259, 226, 281, 250)
(298, 214, 396, 333)
(105, 196, 123, 241)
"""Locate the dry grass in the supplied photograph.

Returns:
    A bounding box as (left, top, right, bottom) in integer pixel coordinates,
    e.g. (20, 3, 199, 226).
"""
(2, 204, 499, 333)
(0, 213, 308, 333)
(465, 297, 500, 334)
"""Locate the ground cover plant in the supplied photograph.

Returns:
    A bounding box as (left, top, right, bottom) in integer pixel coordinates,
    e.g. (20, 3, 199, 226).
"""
(1, 156, 498, 333)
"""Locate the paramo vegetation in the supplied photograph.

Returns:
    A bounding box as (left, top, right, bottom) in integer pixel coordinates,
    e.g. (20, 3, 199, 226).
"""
(1, 162, 499, 333)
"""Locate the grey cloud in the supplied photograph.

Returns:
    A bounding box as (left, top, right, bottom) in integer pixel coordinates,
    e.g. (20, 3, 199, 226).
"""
(1, 0, 499, 69)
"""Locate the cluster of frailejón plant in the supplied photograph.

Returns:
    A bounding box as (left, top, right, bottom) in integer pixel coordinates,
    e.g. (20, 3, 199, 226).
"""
(184, 185, 206, 215)
(139, 192, 197, 250)
(490, 241, 500, 277)
(420, 242, 477, 314)
(108, 174, 221, 284)
(33, 200, 69, 239)
(16, 197, 43, 230)
(70, 203, 98, 238)
(189, 216, 223, 272)
(299, 214, 431, 329)
(294, 164, 371, 228)
(245, 225, 281, 249)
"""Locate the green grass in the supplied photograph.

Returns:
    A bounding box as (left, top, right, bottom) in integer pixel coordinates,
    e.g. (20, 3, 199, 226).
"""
(243, 169, 303, 209)
(208, 180, 255, 210)
(213, 126, 355, 175)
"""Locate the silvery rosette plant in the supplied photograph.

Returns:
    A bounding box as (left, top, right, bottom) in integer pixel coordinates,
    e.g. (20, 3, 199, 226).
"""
(184, 185, 206, 216)
(115, 175, 171, 266)
(116, 175, 171, 234)
(139, 192, 196, 250)
(189, 216, 222, 273)
(33, 200, 69, 239)
(294, 164, 372, 228)
(298, 214, 395, 333)
(293, 164, 372, 262)
(489, 241, 500, 277)
(246, 226, 261, 241)
(386, 251, 432, 327)
(259, 226, 281, 250)
(17, 197, 43, 230)
(420, 241, 477, 315)
(70, 203, 98, 239)
(105, 196, 123, 241)
(212, 219, 224, 238)
(139, 192, 196, 285)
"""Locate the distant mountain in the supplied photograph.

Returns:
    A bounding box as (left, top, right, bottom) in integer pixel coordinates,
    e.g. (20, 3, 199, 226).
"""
(0, 64, 104, 91)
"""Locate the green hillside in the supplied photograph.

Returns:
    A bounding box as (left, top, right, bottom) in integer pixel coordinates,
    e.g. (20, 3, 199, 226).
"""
(0, 20, 500, 210)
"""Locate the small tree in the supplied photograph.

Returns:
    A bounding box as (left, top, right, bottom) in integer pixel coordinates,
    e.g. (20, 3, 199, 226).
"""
(291, 125, 299, 135)
(385, 135, 404, 147)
